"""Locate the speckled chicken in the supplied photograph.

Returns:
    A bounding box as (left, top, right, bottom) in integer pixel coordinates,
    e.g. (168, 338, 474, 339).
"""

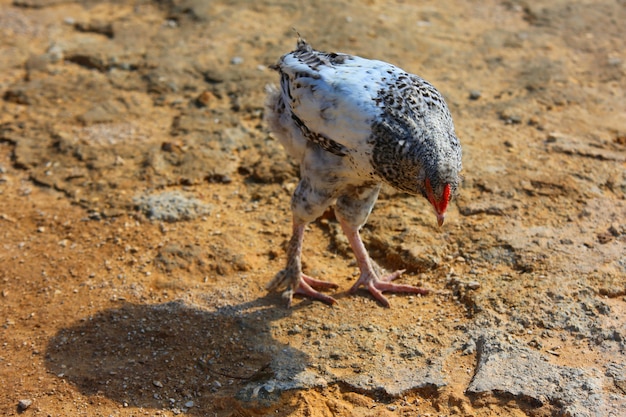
(265, 38, 462, 307)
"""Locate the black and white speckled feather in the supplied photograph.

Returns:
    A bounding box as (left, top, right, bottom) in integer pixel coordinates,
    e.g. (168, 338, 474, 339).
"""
(267, 38, 461, 198)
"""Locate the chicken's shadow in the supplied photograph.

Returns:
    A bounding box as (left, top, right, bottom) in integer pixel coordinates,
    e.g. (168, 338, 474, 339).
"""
(44, 297, 316, 413)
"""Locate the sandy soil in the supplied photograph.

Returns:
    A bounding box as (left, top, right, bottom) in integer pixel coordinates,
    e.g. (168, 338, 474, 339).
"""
(1, 0, 625, 416)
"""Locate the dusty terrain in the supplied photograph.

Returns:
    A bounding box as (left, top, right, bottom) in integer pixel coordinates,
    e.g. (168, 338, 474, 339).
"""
(1, 0, 625, 416)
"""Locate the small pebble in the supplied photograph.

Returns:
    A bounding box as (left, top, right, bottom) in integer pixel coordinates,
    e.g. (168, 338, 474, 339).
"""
(499, 109, 522, 124)
(47, 44, 64, 62)
(184, 400, 194, 408)
(469, 90, 481, 100)
(608, 57, 622, 66)
(18, 399, 32, 411)
(546, 131, 563, 142)
(230, 56, 244, 65)
(467, 281, 481, 290)
(288, 325, 302, 335)
(195, 91, 212, 107)
(508, 114, 522, 124)
(152, 380, 163, 388)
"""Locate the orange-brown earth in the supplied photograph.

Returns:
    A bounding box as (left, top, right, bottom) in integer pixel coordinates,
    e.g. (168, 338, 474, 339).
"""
(1, 1, 625, 416)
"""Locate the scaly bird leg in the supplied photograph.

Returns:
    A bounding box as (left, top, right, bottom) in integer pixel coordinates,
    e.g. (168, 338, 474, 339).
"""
(338, 218, 429, 307)
(266, 221, 338, 307)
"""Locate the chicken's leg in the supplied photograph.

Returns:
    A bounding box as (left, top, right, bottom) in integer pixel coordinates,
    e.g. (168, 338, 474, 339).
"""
(335, 185, 429, 307)
(266, 220, 338, 307)
(338, 218, 429, 307)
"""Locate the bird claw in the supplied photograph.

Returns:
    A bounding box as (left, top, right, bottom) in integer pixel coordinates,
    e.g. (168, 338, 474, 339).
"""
(293, 275, 338, 306)
(377, 269, 405, 283)
(349, 269, 429, 307)
(271, 271, 338, 307)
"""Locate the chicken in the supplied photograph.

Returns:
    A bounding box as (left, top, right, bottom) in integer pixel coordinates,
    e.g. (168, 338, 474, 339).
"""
(264, 38, 462, 307)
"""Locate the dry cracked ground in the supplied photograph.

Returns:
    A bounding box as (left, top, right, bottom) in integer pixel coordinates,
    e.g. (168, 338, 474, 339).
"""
(1, 0, 625, 416)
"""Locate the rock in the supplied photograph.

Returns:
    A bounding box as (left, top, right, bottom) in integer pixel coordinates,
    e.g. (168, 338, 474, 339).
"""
(17, 399, 32, 411)
(288, 325, 302, 335)
(65, 52, 109, 72)
(47, 43, 64, 62)
(467, 281, 481, 290)
(469, 90, 481, 100)
(237, 347, 327, 405)
(238, 312, 449, 403)
(73, 20, 114, 38)
(133, 191, 212, 222)
(13, 0, 66, 8)
(337, 357, 446, 397)
(498, 108, 522, 124)
(461, 338, 476, 356)
(468, 332, 604, 417)
(171, 0, 214, 21)
(77, 100, 127, 124)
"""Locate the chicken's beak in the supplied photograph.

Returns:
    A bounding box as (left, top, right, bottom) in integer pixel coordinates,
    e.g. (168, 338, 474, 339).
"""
(437, 213, 445, 227)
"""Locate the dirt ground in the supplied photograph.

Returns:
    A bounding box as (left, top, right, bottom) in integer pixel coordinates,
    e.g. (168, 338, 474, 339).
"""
(1, 0, 625, 416)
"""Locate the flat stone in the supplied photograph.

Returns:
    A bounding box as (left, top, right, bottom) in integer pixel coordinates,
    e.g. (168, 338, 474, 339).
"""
(468, 332, 604, 417)
(237, 347, 327, 406)
(133, 191, 212, 222)
(239, 319, 448, 402)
